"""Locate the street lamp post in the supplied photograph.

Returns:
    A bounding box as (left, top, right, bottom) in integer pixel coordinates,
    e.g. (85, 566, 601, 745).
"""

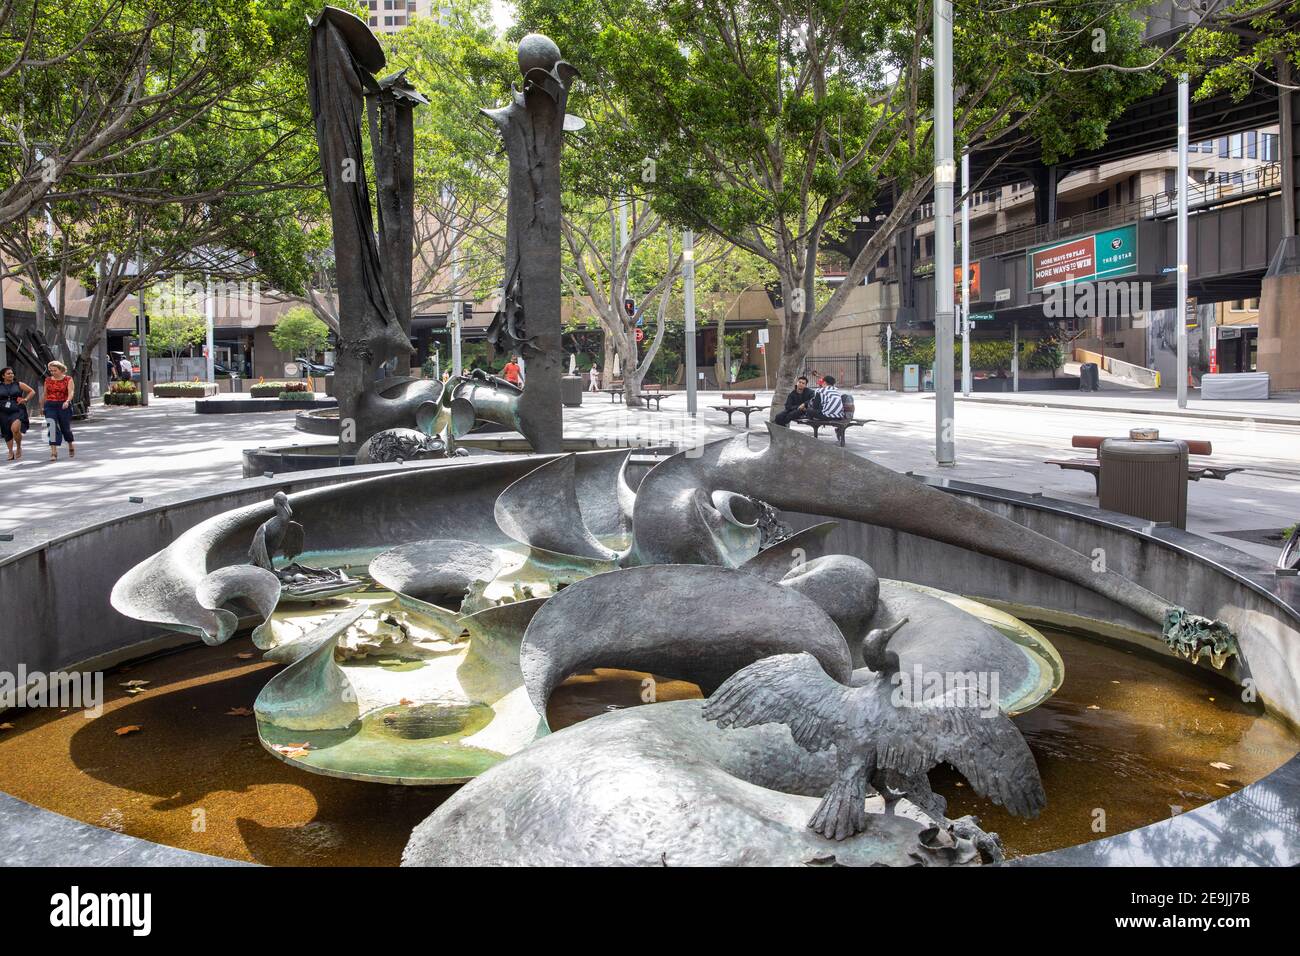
(683, 229, 697, 416)
(205, 276, 215, 384)
(1176, 73, 1190, 408)
(961, 151, 971, 397)
(933, 0, 956, 465)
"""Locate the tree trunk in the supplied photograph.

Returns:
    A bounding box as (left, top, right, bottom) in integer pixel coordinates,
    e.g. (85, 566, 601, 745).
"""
(714, 316, 729, 389)
(769, 305, 803, 418)
(619, 329, 643, 407)
(603, 332, 617, 389)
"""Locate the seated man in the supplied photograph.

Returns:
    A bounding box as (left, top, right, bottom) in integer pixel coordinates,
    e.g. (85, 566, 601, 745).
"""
(812, 374, 850, 421)
(774, 375, 815, 426)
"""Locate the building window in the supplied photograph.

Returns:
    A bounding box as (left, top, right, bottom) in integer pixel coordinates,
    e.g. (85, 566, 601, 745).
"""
(1229, 133, 1242, 158)
(369, 15, 377, 24)
(1218, 137, 1228, 158)
(1261, 133, 1277, 161)
(1246, 131, 1257, 159)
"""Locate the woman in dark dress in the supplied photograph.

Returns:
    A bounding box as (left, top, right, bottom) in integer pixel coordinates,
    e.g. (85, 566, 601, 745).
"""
(0, 367, 34, 461)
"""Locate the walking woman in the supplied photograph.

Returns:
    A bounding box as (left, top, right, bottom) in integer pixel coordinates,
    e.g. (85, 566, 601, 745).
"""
(42, 360, 75, 460)
(1, 367, 34, 461)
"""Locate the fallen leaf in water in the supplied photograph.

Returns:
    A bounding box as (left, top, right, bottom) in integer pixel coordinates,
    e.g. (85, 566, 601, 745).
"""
(281, 748, 310, 759)
(0, 722, 13, 730)
(224, 707, 253, 717)
(124, 687, 145, 696)
(272, 742, 311, 757)
(119, 680, 149, 688)
(234, 652, 254, 660)
(1210, 761, 1233, 771)
(399, 698, 415, 706)
(114, 725, 142, 736)
(1087, 704, 1101, 710)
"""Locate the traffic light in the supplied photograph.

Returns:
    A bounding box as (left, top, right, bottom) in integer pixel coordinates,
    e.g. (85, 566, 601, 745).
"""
(462, 301, 473, 323)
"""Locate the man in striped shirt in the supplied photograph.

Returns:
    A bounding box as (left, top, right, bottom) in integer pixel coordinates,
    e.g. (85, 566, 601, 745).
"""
(813, 375, 849, 421)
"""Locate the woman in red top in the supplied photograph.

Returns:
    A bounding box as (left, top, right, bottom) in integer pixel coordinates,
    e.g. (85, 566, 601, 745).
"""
(42, 360, 76, 460)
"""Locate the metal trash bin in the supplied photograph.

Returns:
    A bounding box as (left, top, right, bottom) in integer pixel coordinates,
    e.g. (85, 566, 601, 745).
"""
(1079, 362, 1099, 391)
(561, 375, 584, 407)
(1098, 438, 1188, 529)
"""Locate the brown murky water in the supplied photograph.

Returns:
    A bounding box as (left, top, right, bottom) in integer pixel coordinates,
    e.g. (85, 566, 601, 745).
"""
(0, 628, 1292, 864)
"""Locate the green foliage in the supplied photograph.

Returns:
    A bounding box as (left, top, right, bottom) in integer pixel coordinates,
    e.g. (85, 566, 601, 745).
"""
(152, 382, 212, 397)
(145, 312, 206, 359)
(104, 385, 141, 406)
(880, 331, 1063, 373)
(270, 306, 332, 356)
(250, 380, 310, 397)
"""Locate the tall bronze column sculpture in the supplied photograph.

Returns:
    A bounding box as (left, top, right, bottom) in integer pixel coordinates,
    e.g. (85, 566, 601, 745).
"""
(482, 34, 579, 453)
(307, 8, 422, 453)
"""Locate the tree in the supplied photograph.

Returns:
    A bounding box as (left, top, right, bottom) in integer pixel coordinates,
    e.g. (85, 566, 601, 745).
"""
(517, 0, 1167, 412)
(0, 0, 320, 227)
(145, 311, 205, 380)
(270, 305, 331, 358)
(0, 0, 321, 405)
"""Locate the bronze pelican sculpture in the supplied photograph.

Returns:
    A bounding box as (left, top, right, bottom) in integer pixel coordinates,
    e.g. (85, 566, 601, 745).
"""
(703, 618, 1046, 841)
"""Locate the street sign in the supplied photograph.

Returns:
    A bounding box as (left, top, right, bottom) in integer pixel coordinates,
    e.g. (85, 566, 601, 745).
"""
(968, 311, 995, 322)
(994, 288, 1011, 302)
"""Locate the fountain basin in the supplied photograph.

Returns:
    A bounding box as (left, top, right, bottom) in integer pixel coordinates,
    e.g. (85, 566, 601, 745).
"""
(2, 446, 1298, 865)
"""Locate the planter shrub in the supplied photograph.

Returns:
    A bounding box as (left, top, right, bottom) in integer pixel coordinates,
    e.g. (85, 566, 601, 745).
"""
(249, 381, 310, 398)
(153, 382, 216, 398)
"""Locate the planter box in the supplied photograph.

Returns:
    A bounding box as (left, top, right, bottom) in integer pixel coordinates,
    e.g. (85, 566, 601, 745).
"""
(104, 392, 141, 406)
(152, 383, 218, 398)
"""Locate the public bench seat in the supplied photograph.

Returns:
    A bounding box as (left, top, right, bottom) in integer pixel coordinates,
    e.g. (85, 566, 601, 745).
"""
(792, 417, 869, 447)
(710, 392, 764, 426)
(1046, 435, 1243, 492)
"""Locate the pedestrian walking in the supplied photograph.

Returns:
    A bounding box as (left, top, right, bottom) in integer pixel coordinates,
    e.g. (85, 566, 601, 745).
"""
(1, 367, 34, 461)
(502, 354, 524, 387)
(42, 360, 76, 461)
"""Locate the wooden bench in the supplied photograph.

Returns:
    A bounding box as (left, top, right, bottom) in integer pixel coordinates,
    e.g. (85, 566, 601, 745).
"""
(1046, 435, 1244, 492)
(709, 391, 765, 427)
(638, 383, 666, 410)
(602, 385, 625, 403)
(793, 417, 868, 447)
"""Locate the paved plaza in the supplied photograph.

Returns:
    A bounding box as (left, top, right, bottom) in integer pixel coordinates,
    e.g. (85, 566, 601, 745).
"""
(3, 388, 1295, 563)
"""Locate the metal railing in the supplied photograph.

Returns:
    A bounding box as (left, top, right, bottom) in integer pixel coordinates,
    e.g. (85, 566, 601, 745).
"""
(803, 354, 872, 386)
(967, 161, 1280, 261)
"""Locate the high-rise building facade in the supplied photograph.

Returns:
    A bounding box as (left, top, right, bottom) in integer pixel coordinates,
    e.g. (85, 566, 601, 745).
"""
(365, 0, 428, 33)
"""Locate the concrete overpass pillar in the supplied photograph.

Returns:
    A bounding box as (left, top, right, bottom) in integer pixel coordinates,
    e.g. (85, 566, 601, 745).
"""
(1258, 56, 1300, 390)
(1033, 165, 1060, 225)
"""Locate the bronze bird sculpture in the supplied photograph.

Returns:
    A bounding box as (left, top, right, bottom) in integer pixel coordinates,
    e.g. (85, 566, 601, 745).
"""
(248, 492, 305, 571)
(702, 618, 1045, 841)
